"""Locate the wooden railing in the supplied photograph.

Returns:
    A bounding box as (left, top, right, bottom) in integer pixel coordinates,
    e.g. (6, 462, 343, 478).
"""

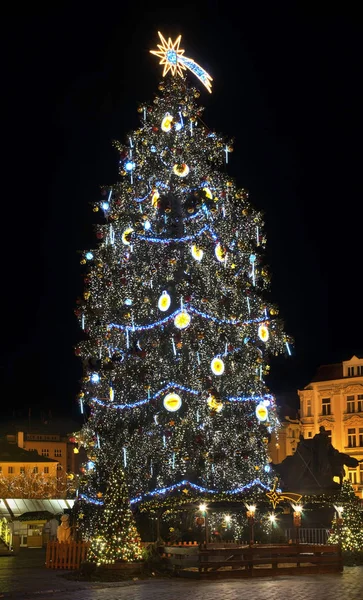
(162, 543, 343, 578)
(285, 528, 330, 545)
(46, 541, 90, 569)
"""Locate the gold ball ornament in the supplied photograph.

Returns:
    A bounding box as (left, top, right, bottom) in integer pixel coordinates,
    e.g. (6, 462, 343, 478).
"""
(211, 356, 225, 376)
(174, 310, 191, 330)
(163, 392, 182, 412)
(207, 395, 223, 413)
(158, 291, 171, 312)
(173, 163, 190, 177)
(215, 243, 226, 263)
(258, 323, 269, 342)
(191, 245, 204, 261)
(122, 227, 134, 245)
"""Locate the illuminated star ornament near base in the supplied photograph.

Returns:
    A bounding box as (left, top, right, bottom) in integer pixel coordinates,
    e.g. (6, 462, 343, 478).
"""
(266, 482, 302, 509)
(150, 31, 213, 93)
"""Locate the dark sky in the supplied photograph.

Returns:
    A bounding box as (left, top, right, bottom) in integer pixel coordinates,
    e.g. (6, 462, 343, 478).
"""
(2, 5, 362, 418)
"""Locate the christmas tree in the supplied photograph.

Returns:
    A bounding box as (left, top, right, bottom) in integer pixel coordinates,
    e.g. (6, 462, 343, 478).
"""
(74, 33, 291, 536)
(328, 481, 363, 554)
(87, 466, 143, 565)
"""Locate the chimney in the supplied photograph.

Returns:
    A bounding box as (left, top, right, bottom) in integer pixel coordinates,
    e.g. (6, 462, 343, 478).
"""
(17, 431, 25, 448)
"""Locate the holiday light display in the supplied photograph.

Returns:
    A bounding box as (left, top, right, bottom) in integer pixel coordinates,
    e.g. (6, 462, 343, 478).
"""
(328, 481, 363, 554)
(86, 467, 143, 565)
(73, 49, 292, 542)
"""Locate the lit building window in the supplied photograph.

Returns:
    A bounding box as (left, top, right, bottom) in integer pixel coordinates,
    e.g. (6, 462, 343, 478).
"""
(54, 449, 62, 457)
(41, 449, 49, 457)
(33, 466, 38, 474)
(360, 464, 363, 484)
(20, 467, 25, 474)
(357, 365, 363, 376)
(307, 431, 313, 438)
(322, 397, 331, 416)
(348, 428, 356, 448)
(347, 395, 355, 413)
(44, 467, 49, 474)
(348, 468, 357, 484)
(348, 366, 355, 376)
(359, 428, 363, 448)
(8, 467, 14, 474)
(358, 395, 363, 412)
(306, 399, 312, 417)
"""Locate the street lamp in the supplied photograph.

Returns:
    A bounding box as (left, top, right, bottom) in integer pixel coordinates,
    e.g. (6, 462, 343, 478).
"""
(246, 504, 256, 546)
(334, 505, 344, 546)
(292, 504, 302, 544)
(268, 513, 276, 544)
(199, 503, 208, 545)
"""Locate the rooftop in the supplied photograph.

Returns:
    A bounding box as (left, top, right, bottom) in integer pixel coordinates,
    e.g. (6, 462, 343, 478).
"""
(0, 441, 58, 463)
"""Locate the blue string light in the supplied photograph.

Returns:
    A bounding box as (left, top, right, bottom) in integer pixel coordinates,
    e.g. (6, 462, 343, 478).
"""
(78, 494, 103, 506)
(129, 478, 271, 504)
(78, 479, 271, 506)
(136, 224, 218, 244)
(91, 387, 274, 411)
(108, 306, 267, 332)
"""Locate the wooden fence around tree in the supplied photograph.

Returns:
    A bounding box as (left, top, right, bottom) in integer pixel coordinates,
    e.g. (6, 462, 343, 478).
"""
(45, 541, 90, 569)
(162, 543, 343, 578)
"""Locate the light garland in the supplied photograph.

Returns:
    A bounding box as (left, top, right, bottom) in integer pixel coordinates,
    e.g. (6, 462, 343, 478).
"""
(91, 388, 274, 410)
(108, 307, 269, 332)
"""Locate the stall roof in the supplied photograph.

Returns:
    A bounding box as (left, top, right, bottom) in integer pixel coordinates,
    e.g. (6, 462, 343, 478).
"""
(0, 498, 74, 519)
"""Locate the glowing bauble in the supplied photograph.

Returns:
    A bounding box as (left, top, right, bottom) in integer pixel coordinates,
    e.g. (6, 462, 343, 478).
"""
(207, 395, 223, 413)
(122, 227, 134, 245)
(158, 291, 171, 312)
(211, 357, 225, 376)
(173, 163, 190, 177)
(203, 187, 213, 199)
(215, 243, 226, 262)
(255, 402, 268, 422)
(163, 392, 182, 412)
(161, 113, 173, 132)
(191, 244, 204, 261)
(258, 323, 269, 342)
(151, 190, 160, 207)
(174, 310, 191, 330)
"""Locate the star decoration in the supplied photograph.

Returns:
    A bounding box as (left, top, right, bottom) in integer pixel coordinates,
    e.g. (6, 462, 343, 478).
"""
(150, 32, 186, 77)
(78, 512, 84, 520)
(182, 488, 189, 494)
(97, 492, 103, 498)
(266, 482, 302, 509)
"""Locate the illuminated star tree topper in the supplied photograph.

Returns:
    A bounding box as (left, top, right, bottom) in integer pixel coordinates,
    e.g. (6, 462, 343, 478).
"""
(150, 31, 213, 93)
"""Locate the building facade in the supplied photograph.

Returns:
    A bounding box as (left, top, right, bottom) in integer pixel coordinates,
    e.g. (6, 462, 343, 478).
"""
(298, 355, 363, 497)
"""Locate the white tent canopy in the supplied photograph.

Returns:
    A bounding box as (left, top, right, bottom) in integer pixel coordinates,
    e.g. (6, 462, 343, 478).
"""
(0, 498, 75, 519)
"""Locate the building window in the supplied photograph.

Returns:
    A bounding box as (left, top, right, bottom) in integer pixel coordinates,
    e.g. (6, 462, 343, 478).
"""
(322, 397, 331, 416)
(307, 431, 313, 438)
(8, 467, 14, 474)
(357, 365, 363, 376)
(306, 399, 312, 417)
(325, 429, 332, 442)
(347, 395, 355, 413)
(348, 428, 356, 448)
(348, 468, 357, 484)
(359, 428, 363, 447)
(358, 395, 363, 413)
(44, 467, 49, 474)
(0, 466, 2, 473)
(33, 466, 38, 474)
(41, 449, 49, 457)
(54, 449, 62, 457)
(360, 464, 363, 484)
(20, 467, 25, 474)
(57, 464, 63, 471)
(348, 366, 355, 377)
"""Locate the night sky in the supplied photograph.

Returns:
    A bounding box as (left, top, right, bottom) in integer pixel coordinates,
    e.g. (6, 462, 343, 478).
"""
(2, 5, 362, 419)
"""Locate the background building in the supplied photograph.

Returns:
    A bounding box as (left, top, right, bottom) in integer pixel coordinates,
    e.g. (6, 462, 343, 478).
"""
(298, 355, 363, 497)
(0, 416, 83, 498)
